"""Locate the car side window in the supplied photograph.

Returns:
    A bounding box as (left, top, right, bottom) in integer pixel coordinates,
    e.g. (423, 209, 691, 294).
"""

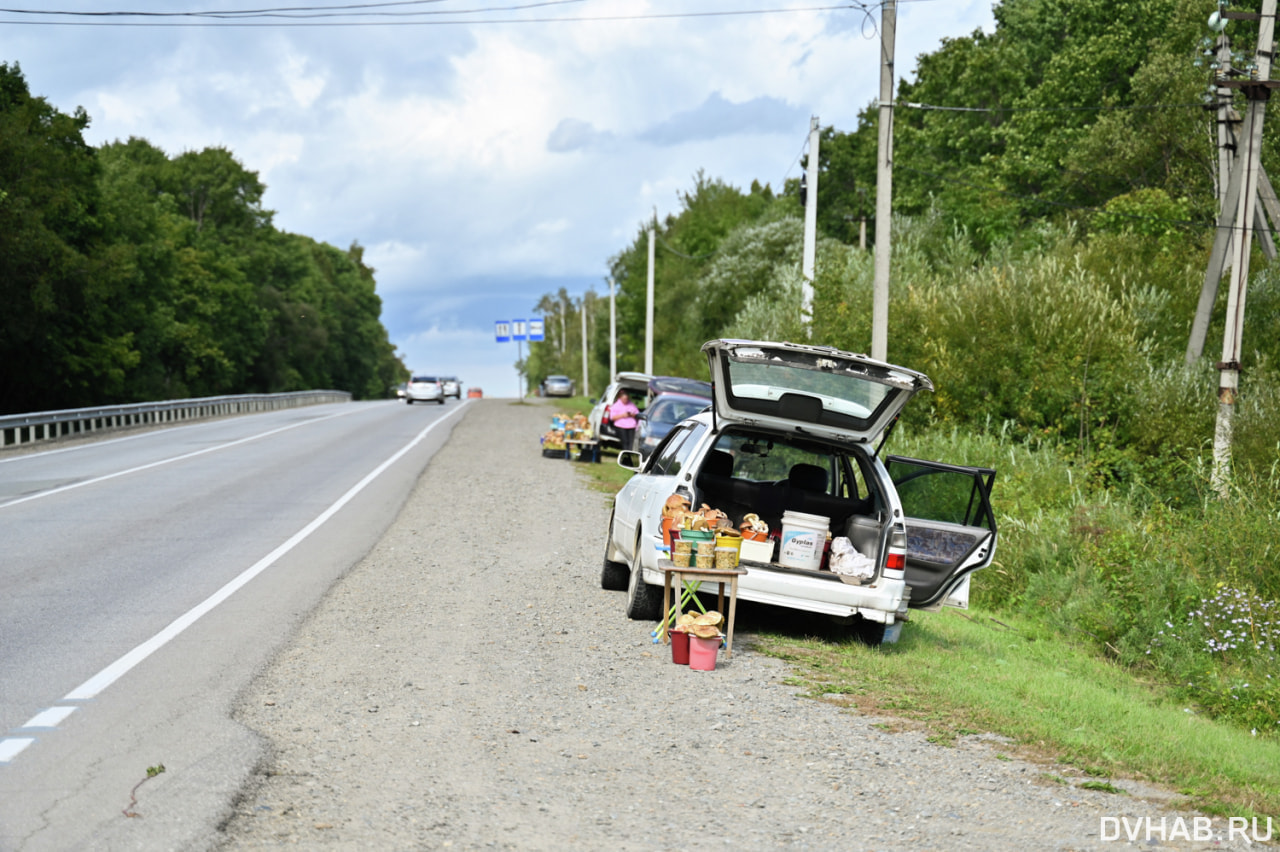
(649, 422, 706, 476)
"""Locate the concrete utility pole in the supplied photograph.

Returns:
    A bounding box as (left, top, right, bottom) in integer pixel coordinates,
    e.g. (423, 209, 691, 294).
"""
(871, 0, 897, 362)
(609, 276, 616, 379)
(1213, 0, 1276, 495)
(1188, 17, 1280, 364)
(645, 219, 655, 375)
(801, 115, 820, 333)
(581, 296, 589, 399)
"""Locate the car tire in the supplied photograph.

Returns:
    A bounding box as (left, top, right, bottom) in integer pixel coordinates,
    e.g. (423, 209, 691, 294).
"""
(600, 514, 629, 591)
(625, 542, 662, 621)
(406, 398, 414, 405)
(854, 616, 888, 647)
(437, 398, 445, 404)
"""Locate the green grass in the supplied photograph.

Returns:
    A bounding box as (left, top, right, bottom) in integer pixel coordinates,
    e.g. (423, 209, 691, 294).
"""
(754, 607, 1280, 819)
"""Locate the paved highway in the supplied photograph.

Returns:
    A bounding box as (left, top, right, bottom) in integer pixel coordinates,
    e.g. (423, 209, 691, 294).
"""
(0, 398, 471, 851)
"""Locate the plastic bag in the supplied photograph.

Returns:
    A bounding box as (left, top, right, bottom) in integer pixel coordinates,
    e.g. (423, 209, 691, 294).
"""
(829, 536, 875, 581)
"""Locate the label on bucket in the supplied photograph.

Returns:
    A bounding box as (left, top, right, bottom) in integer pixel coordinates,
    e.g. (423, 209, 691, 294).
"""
(779, 511, 829, 571)
(779, 530, 823, 569)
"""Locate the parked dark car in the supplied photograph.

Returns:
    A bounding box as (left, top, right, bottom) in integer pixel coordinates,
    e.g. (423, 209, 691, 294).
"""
(647, 375, 712, 403)
(635, 391, 711, 459)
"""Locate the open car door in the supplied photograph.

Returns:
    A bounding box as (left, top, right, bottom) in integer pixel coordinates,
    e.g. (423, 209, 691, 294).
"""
(886, 456, 997, 610)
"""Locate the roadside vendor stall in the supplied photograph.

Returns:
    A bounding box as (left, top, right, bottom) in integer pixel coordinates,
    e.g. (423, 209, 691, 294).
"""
(540, 412, 599, 461)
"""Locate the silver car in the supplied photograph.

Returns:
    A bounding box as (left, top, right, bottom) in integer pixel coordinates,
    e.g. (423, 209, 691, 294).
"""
(600, 339, 997, 645)
(405, 375, 445, 404)
(541, 375, 575, 397)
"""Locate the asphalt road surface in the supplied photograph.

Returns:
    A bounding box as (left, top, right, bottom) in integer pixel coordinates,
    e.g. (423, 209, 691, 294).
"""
(0, 398, 470, 851)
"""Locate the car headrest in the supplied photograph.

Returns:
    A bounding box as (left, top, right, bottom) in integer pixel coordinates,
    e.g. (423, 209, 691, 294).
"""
(787, 463, 828, 493)
(702, 450, 733, 478)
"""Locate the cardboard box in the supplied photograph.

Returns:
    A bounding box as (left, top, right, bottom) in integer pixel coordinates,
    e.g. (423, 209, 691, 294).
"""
(738, 538, 774, 564)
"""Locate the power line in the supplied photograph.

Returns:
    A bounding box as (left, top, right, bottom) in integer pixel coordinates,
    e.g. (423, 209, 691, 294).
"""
(0, 2, 854, 26)
(654, 233, 717, 261)
(0, 0, 585, 20)
(903, 101, 1206, 113)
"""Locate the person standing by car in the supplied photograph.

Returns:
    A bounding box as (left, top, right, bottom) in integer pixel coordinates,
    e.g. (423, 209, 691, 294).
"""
(608, 392, 640, 451)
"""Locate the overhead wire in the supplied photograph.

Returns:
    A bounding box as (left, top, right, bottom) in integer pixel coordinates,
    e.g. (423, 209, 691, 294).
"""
(904, 101, 1209, 113)
(0, 1, 856, 26)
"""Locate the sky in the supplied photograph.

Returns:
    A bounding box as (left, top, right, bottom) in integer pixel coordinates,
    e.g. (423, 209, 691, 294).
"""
(5, 0, 996, 398)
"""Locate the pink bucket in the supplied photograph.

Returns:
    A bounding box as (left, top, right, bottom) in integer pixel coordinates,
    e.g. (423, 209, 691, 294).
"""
(689, 635, 720, 671)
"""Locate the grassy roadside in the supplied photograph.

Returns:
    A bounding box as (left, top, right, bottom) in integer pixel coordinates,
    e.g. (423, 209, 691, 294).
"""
(537, 396, 1280, 820)
(757, 608, 1280, 820)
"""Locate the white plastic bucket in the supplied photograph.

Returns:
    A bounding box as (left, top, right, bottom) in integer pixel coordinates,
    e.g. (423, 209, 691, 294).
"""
(778, 511, 829, 571)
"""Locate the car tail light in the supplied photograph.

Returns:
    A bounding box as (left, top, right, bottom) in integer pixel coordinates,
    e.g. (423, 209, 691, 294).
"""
(883, 525, 907, 579)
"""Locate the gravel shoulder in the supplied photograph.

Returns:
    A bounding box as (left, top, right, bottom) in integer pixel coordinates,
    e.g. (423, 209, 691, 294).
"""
(217, 399, 1267, 851)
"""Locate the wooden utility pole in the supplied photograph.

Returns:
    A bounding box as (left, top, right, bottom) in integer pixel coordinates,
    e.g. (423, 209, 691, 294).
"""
(1212, 0, 1276, 494)
(871, 0, 896, 362)
(802, 115, 820, 333)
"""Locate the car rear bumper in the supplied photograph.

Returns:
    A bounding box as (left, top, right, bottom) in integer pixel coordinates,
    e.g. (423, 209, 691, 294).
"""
(639, 536, 905, 623)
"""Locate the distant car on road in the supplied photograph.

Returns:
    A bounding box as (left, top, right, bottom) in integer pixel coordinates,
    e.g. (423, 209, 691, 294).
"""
(467, 387, 483, 399)
(540, 375, 575, 397)
(441, 377, 462, 399)
(395, 382, 407, 399)
(406, 375, 445, 404)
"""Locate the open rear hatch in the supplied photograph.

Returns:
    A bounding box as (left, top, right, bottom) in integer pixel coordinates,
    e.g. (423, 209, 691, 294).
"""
(702, 339, 934, 443)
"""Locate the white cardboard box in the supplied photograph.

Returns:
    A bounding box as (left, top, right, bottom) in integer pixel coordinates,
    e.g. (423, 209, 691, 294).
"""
(738, 538, 774, 564)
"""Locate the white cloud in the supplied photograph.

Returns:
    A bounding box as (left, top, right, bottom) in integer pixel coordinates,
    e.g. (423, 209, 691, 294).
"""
(17, 1, 994, 385)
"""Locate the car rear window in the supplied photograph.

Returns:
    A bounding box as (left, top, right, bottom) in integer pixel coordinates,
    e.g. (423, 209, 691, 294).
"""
(412, 376, 437, 383)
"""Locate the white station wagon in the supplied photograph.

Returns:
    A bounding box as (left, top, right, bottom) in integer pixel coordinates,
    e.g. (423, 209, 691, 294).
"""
(600, 339, 997, 644)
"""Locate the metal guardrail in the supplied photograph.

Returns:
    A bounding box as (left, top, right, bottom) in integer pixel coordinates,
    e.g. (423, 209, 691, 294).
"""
(0, 390, 353, 449)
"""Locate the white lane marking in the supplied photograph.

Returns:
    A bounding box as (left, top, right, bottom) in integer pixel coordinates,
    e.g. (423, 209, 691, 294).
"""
(0, 738, 36, 763)
(62, 401, 470, 702)
(0, 404, 373, 510)
(19, 706, 78, 729)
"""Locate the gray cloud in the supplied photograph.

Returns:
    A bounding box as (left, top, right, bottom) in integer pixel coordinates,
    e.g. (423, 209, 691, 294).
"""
(546, 117, 615, 153)
(637, 92, 806, 146)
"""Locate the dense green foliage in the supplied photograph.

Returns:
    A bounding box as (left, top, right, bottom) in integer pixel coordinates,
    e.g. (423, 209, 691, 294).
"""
(0, 63, 405, 414)
(530, 0, 1280, 736)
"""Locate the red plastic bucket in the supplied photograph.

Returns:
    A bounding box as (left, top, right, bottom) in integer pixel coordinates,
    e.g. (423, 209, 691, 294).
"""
(689, 635, 719, 671)
(670, 630, 690, 665)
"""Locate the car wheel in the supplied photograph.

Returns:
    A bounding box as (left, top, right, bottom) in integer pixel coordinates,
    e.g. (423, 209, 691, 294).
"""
(854, 616, 888, 647)
(437, 398, 445, 404)
(625, 542, 662, 621)
(406, 398, 414, 405)
(600, 513, 629, 591)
